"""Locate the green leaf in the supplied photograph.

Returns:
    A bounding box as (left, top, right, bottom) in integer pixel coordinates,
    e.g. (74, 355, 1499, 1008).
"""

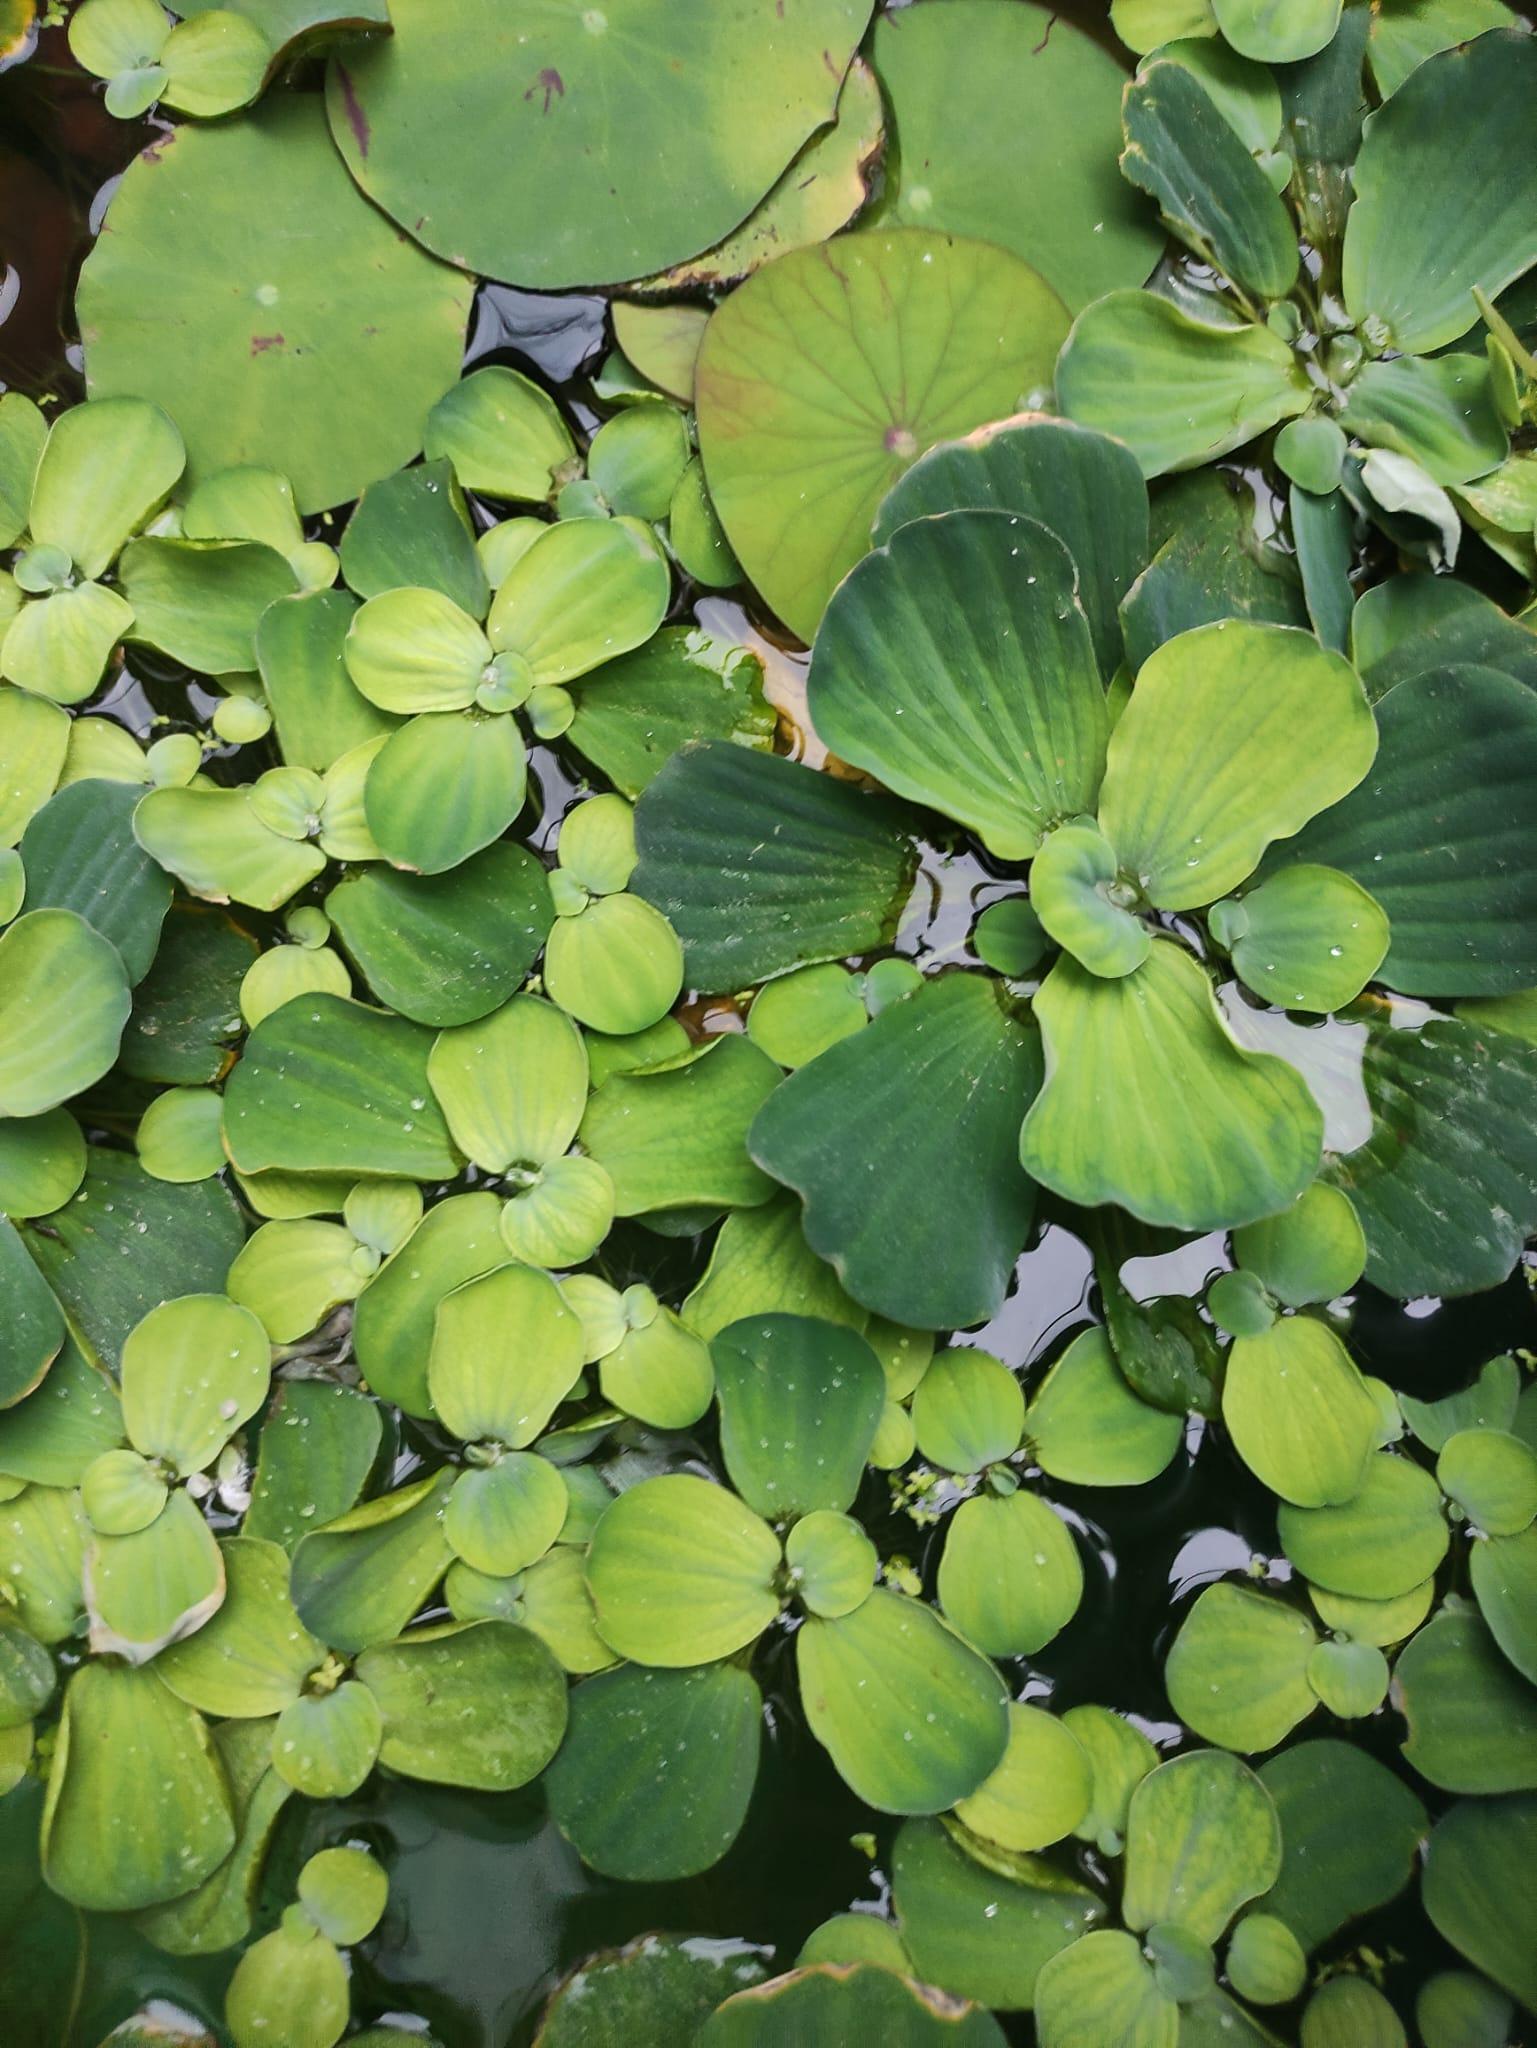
(256, 590, 399, 772)
(1222, 1316, 1380, 1506)
(937, 1491, 1083, 1658)
(1274, 666, 1537, 996)
(223, 992, 459, 1179)
(1099, 621, 1377, 912)
(133, 1716, 292, 1958)
(580, 1035, 781, 1217)
(586, 1473, 781, 1667)
(78, 94, 473, 512)
(697, 228, 1068, 641)
(484, 517, 668, 688)
(1023, 943, 1323, 1231)
(42, 1662, 234, 1912)
(1400, 1355, 1521, 1453)
(588, 406, 690, 521)
(298, 1844, 387, 1946)
(272, 1679, 381, 1797)
(0, 909, 131, 1117)
(326, 0, 872, 289)
(785, 1510, 877, 1619)
(352, 1191, 506, 1415)
(157, 1536, 322, 1719)
(545, 1662, 762, 1880)
(891, 1817, 1100, 2011)
(118, 905, 254, 1086)
(1395, 1603, 1537, 1792)
(811, 510, 1106, 861)
(1125, 469, 1308, 672)
(1415, 1971, 1516, 2048)
(356, 1618, 566, 1790)
(340, 458, 487, 616)
(752, 973, 1042, 1330)
(699, 1962, 1008, 2046)
(363, 707, 528, 875)
(953, 1703, 1092, 1853)
(1026, 1328, 1184, 1487)
(1299, 1977, 1407, 2048)
(1123, 1751, 1282, 1943)
(1341, 353, 1508, 487)
(1213, 865, 1389, 1014)
(20, 779, 170, 985)
(1259, 1738, 1426, 1950)
(1470, 1523, 1537, 1684)
(225, 1924, 350, 2048)
(446, 1451, 568, 1577)
(290, 1468, 455, 1653)
(1423, 1795, 1537, 2013)
(27, 395, 183, 580)
(1122, 60, 1298, 299)
(682, 1193, 868, 1340)
(118, 536, 298, 675)
(1165, 1582, 1318, 1752)
(0, 581, 133, 706)
(1329, 998, 1537, 1298)
(1213, 0, 1341, 61)
(712, 1312, 885, 1518)
(1343, 31, 1537, 355)
(1058, 292, 1308, 477)
(133, 784, 327, 913)
(0, 1216, 65, 1408)
(344, 584, 491, 713)
(84, 1486, 225, 1659)
(429, 1263, 584, 1449)
(872, 2, 1161, 314)
(872, 416, 1149, 680)
(799, 1588, 1008, 1813)
(537, 1935, 771, 2048)
(748, 965, 868, 1070)
(1278, 1451, 1449, 1598)
(566, 628, 772, 802)
(634, 741, 915, 988)
(245, 1380, 381, 1554)
(19, 1146, 244, 1375)
(327, 842, 550, 1029)
(1033, 1931, 1178, 2048)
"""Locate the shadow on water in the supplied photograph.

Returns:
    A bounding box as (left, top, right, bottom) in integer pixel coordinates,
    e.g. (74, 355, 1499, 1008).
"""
(4, 4, 1537, 2043)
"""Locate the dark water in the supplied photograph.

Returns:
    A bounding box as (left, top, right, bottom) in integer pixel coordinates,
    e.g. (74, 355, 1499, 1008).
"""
(4, 8, 1537, 2044)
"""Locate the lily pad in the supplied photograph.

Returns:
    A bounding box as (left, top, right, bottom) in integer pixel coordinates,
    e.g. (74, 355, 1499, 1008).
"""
(0, 909, 132, 1118)
(1123, 1751, 1282, 1944)
(696, 228, 1069, 641)
(356, 1618, 566, 1790)
(937, 1491, 1083, 1658)
(586, 1473, 781, 1667)
(1222, 1316, 1380, 1507)
(873, 2, 1161, 313)
(712, 1313, 884, 1519)
(1033, 1932, 1177, 2048)
(1422, 1795, 1537, 2013)
(326, 0, 874, 289)
(1278, 1451, 1449, 1599)
(79, 94, 473, 510)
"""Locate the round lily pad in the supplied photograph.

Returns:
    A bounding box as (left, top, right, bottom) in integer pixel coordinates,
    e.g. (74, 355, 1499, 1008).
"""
(325, 0, 873, 289)
(585, 1473, 781, 1667)
(953, 1703, 1093, 1853)
(937, 1490, 1083, 1658)
(0, 909, 132, 1119)
(78, 95, 473, 511)
(1278, 1452, 1450, 1600)
(696, 229, 1069, 641)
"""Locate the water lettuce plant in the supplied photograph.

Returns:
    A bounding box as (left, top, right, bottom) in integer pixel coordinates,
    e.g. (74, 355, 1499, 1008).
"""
(1, 0, 1536, 2042)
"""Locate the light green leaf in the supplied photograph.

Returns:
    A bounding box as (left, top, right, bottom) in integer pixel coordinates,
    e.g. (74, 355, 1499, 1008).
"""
(356, 1617, 566, 1790)
(289, 1468, 455, 1653)
(429, 1262, 584, 1448)
(226, 1924, 349, 2048)
(352, 1191, 506, 1416)
(0, 909, 132, 1118)
(784, 1510, 877, 1619)
(363, 707, 528, 875)
(28, 395, 183, 580)
(157, 1536, 323, 1719)
(1213, 0, 1341, 62)
(699, 1961, 1008, 2045)
(1233, 1183, 1365, 1306)
(543, 892, 684, 1037)
(0, 582, 133, 705)
(1469, 1523, 1537, 1684)
(134, 784, 326, 913)
(1058, 292, 1308, 477)
(1033, 1931, 1179, 2048)
(1214, 865, 1388, 1013)
(428, 994, 586, 1175)
(118, 536, 297, 675)
(1423, 1795, 1537, 2013)
(0, 686, 69, 849)
(1166, 1582, 1318, 1752)
(1123, 1750, 1282, 1942)
(1341, 353, 1508, 488)
(423, 366, 575, 502)
(1023, 942, 1323, 1231)
(1222, 1316, 1380, 1506)
(937, 1491, 1083, 1658)
(84, 1485, 225, 1660)
(585, 1472, 781, 1667)
(581, 1035, 781, 1217)
(272, 1679, 382, 1797)
(912, 1348, 1024, 1475)
(1026, 1327, 1184, 1487)
(1439, 1429, 1537, 1538)
(697, 228, 1068, 641)
(1030, 822, 1150, 979)
(256, 589, 399, 772)
(42, 1661, 234, 1912)
(954, 1703, 1092, 1853)
(485, 516, 669, 687)
(810, 510, 1106, 861)
(799, 1588, 1008, 1814)
(1098, 621, 1376, 912)
(1278, 1451, 1449, 1598)
(119, 1291, 267, 1475)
